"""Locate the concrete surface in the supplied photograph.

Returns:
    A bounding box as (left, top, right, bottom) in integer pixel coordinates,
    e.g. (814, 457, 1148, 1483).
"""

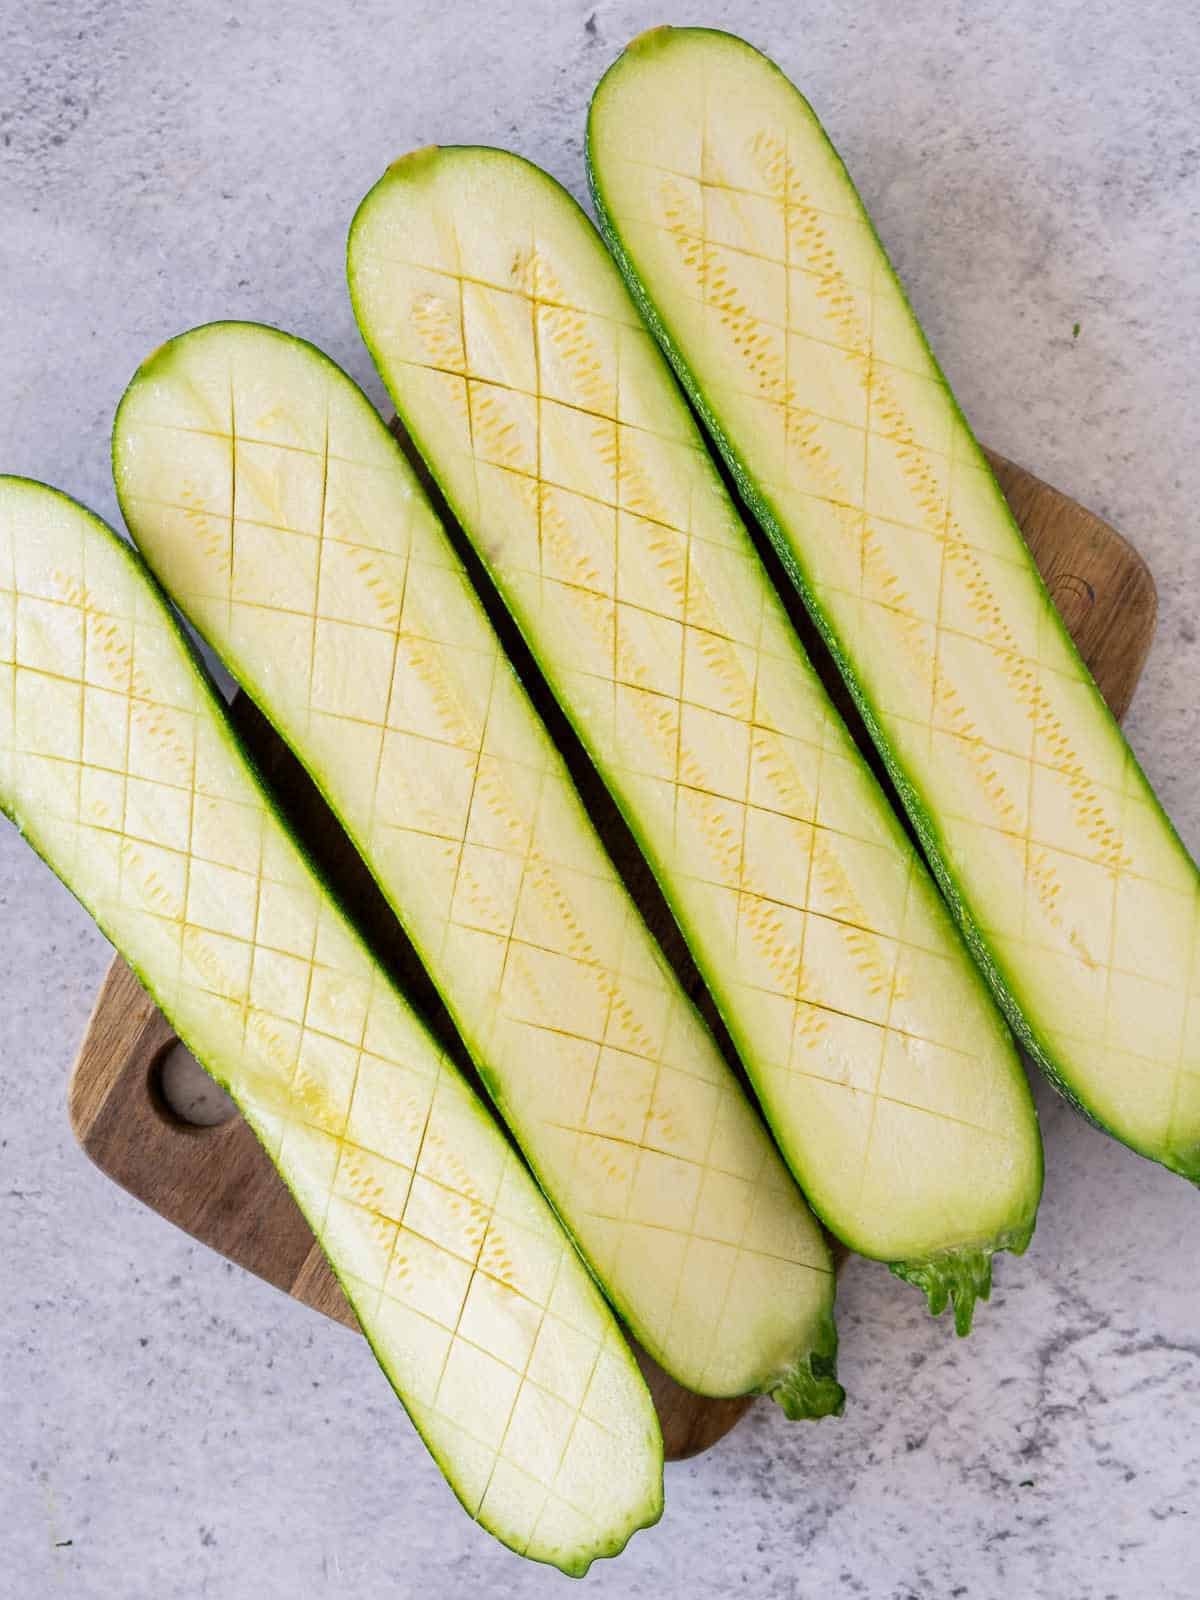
(2, 2, 1199, 1596)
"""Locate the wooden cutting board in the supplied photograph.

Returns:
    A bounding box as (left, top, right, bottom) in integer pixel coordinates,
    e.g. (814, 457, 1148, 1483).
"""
(67, 448, 1156, 1461)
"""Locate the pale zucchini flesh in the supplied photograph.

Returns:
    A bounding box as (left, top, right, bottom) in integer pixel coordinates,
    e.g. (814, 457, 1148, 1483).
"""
(585, 26, 1200, 1183)
(345, 145, 1042, 1329)
(0, 477, 662, 1574)
(112, 321, 843, 1412)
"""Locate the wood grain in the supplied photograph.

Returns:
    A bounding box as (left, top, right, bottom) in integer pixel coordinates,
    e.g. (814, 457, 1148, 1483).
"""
(66, 447, 1156, 1462)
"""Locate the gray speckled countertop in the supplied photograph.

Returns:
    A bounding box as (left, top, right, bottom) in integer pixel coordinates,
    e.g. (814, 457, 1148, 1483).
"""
(3, 3, 1199, 1596)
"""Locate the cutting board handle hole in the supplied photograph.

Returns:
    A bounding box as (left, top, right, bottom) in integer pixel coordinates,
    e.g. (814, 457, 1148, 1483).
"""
(1049, 571, 1097, 626)
(148, 1040, 238, 1131)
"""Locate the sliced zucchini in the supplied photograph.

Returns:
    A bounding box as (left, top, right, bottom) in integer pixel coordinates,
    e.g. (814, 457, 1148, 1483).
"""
(112, 321, 843, 1412)
(586, 26, 1200, 1182)
(0, 476, 663, 1574)
(345, 144, 1042, 1330)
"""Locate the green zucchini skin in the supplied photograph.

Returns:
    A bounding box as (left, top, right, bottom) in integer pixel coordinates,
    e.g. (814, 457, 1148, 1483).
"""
(0, 476, 664, 1574)
(113, 320, 846, 1413)
(346, 146, 1044, 1335)
(587, 26, 1200, 1186)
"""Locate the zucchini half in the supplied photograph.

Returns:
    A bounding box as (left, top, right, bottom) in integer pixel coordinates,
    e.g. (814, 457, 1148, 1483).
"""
(112, 321, 844, 1415)
(346, 144, 1042, 1331)
(586, 26, 1200, 1182)
(0, 476, 662, 1573)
